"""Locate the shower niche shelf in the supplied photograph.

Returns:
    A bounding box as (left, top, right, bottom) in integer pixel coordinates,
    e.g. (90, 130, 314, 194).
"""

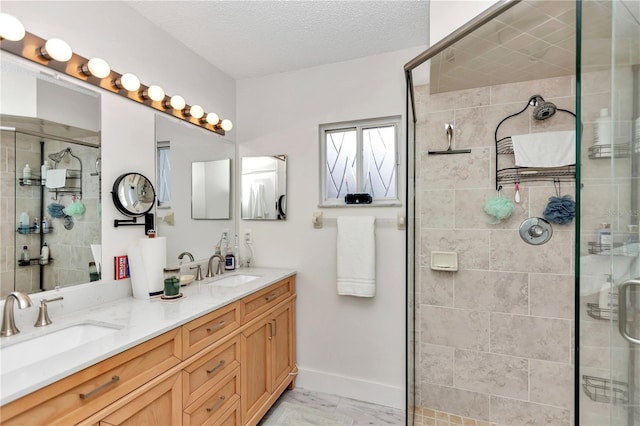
(582, 375, 628, 404)
(586, 303, 618, 321)
(588, 142, 633, 159)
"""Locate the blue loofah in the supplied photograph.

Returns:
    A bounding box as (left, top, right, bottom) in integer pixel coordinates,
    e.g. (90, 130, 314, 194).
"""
(47, 203, 65, 218)
(484, 195, 515, 224)
(543, 195, 575, 224)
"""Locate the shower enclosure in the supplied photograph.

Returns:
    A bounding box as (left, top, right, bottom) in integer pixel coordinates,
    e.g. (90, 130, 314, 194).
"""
(405, 1, 639, 425)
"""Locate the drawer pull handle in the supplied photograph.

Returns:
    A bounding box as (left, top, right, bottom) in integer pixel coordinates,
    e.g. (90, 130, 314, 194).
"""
(265, 293, 277, 302)
(79, 375, 120, 400)
(206, 359, 226, 374)
(206, 395, 226, 412)
(206, 320, 225, 333)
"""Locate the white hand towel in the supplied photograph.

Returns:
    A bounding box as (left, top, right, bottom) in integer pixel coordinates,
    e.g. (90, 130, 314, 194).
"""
(511, 130, 576, 167)
(45, 169, 67, 189)
(337, 216, 376, 297)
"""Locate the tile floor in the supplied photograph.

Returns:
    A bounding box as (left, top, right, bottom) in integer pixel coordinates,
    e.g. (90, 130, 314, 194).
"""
(259, 388, 406, 425)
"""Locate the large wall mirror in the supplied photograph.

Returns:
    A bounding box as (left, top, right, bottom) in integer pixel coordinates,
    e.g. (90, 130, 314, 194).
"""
(1, 56, 101, 297)
(155, 115, 235, 264)
(241, 155, 287, 220)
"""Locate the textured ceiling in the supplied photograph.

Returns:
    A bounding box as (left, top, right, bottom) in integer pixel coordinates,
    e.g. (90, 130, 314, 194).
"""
(125, 1, 430, 80)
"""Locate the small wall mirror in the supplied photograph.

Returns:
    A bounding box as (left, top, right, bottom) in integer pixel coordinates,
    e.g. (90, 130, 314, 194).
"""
(192, 159, 231, 219)
(241, 155, 287, 220)
(112, 173, 156, 216)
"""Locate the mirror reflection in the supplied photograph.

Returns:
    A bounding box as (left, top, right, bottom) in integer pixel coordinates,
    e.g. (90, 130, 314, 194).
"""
(112, 173, 156, 217)
(241, 155, 287, 220)
(192, 159, 231, 219)
(1, 59, 101, 297)
(155, 115, 235, 264)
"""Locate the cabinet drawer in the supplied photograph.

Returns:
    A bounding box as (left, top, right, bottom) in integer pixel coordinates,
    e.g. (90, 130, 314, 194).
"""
(1, 329, 181, 426)
(182, 335, 240, 407)
(216, 400, 241, 426)
(182, 302, 240, 359)
(240, 277, 295, 324)
(183, 367, 240, 426)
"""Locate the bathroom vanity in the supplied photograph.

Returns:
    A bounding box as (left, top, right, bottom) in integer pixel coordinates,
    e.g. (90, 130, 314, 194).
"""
(0, 268, 296, 426)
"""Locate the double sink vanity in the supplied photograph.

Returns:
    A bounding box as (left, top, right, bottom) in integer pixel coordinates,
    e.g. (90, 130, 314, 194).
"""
(0, 268, 297, 426)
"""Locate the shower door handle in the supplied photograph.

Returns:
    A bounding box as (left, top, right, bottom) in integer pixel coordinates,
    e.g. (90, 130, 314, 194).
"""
(618, 279, 640, 345)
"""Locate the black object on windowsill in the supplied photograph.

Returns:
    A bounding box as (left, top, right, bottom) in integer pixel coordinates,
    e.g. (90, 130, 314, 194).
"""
(345, 193, 372, 204)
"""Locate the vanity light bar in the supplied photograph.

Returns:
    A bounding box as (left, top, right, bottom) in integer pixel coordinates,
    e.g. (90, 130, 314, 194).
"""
(0, 24, 230, 136)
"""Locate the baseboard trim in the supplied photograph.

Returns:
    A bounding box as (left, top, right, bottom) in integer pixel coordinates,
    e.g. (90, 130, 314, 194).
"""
(295, 366, 404, 409)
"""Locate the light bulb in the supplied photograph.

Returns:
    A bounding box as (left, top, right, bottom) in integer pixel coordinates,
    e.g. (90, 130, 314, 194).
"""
(144, 85, 165, 102)
(82, 58, 111, 78)
(41, 38, 72, 62)
(115, 73, 140, 91)
(188, 105, 204, 119)
(0, 13, 25, 41)
(221, 119, 233, 131)
(169, 95, 186, 110)
(206, 112, 219, 125)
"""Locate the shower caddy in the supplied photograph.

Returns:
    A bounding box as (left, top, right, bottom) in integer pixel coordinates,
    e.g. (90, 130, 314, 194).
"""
(494, 95, 577, 191)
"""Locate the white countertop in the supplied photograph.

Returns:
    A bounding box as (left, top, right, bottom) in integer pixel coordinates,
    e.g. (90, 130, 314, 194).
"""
(0, 267, 295, 406)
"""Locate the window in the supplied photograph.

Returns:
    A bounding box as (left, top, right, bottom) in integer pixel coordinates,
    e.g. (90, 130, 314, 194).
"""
(156, 140, 171, 207)
(320, 116, 400, 206)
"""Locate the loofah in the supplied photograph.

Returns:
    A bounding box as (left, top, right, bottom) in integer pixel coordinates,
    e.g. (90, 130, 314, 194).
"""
(484, 195, 515, 224)
(543, 195, 575, 225)
(63, 200, 86, 216)
(47, 203, 66, 218)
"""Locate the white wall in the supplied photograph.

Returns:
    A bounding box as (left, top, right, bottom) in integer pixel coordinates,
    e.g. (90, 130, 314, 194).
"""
(237, 46, 425, 408)
(1, 1, 236, 281)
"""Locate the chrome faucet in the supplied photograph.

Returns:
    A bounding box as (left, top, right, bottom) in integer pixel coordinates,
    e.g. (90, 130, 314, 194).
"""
(34, 297, 64, 327)
(1, 292, 33, 337)
(178, 251, 195, 262)
(207, 254, 225, 278)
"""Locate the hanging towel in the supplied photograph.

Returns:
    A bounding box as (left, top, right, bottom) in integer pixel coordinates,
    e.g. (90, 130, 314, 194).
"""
(249, 183, 267, 218)
(45, 169, 67, 189)
(337, 216, 376, 297)
(511, 130, 576, 167)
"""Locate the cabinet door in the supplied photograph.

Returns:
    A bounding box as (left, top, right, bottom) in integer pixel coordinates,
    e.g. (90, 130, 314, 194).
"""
(98, 372, 182, 426)
(270, 300, 295, 389)
(240, 317, 271, 423)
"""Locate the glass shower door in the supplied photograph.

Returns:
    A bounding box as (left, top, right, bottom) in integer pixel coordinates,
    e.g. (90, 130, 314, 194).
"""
(579, 1, 640, 425)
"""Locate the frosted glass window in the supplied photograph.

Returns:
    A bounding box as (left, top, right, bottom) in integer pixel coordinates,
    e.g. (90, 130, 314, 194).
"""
(320, 116, 400, 206)
(157, 144, 171, 207)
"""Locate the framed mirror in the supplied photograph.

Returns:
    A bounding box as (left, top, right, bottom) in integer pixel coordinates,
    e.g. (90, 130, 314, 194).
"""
(241, 155, 287, 220)
(112, 173, 156, 217)
(192, 159, 231, 219)
(1, 56, 101, 296)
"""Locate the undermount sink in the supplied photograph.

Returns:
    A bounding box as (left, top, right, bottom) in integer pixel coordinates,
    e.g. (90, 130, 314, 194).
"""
(210, 274, 259, 287)
(0, 320, 123, 374)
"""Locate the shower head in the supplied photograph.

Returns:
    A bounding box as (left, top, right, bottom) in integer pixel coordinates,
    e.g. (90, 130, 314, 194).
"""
(48, 147, 71, 164)
(529, 95, 557, 120)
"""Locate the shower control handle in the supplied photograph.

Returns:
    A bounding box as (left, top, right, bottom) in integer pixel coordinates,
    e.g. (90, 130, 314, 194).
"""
(618, 279, 640, 345)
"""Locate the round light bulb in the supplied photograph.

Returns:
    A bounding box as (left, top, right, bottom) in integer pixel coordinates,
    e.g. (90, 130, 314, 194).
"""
(86, 58, 111, 78)
(169, 95, 186, 110)
(117, 73, 140, 91)
(146, 85, 165, 102)
(42, 38, 72, 62)
(188, 105, 204, 119)
(221, 119, 233, 131)
(0, 13, 25, 41)
(206, 112, 219, 125)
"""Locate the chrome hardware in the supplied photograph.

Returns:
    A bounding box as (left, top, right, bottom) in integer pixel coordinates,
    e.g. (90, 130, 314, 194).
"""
(519, 217, 553, 245)
(178, 251, 195, 262)
(79, 375, 120, 400)
(206, 395, 226, 412)
(34, 296, 64, 327)
(206, 254, 225, 277)
(206, 320, 225, 333)
(268, 321, 273, 340)
(1, 292, 33, 337)
(190, 264, 203, 281)
(618, 279, 640, 344)
(265, 293, 277, 302)
(206, 360, 226, 374)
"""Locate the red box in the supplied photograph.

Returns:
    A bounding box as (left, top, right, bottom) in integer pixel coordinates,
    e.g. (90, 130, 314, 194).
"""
(114, 255, 129, 280)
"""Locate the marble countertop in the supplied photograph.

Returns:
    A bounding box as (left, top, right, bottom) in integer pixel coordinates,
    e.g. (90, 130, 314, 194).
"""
(0, 267, 296, 406)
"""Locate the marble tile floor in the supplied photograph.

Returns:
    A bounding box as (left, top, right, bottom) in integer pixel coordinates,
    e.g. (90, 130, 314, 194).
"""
(259, 388, 406, 425)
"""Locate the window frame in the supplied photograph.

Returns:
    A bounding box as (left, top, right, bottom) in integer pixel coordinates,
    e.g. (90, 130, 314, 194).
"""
(319, 115, 401, 207)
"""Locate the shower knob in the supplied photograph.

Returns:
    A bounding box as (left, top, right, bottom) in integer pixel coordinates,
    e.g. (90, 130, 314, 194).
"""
(519, 217, 553, 245)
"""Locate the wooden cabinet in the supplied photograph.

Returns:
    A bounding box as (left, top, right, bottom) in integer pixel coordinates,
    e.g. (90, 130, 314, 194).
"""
(241, 298, 296, 426)
(0, 275, 296, 426)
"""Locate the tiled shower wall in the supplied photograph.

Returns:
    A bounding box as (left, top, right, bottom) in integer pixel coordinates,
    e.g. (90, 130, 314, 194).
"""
(415, 75, 576, 425)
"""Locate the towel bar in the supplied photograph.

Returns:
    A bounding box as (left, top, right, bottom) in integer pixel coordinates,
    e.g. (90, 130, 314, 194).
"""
(312, 212, 405, 230)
